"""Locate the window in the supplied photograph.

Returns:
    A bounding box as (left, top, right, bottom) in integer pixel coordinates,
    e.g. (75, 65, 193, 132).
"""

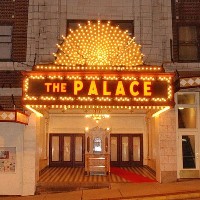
(182, 135, 196, 169)
(178, 26, 199, 61)
(0, 26, 12, 60)
(67, 20, 134, 37)
(177, 93, 198, 129)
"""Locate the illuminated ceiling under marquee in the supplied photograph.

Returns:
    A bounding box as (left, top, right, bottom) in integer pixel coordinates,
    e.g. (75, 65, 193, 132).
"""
(23, 21, 175, 111)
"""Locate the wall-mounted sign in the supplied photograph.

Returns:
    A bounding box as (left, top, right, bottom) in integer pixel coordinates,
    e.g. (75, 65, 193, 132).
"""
(22, 72, 174, 109)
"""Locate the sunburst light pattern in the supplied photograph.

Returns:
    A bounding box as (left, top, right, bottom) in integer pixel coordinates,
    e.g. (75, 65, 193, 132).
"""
(54, 21, 143, 68)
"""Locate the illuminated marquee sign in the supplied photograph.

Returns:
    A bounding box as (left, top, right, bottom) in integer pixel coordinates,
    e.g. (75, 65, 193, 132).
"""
(23, 72, 174, 109)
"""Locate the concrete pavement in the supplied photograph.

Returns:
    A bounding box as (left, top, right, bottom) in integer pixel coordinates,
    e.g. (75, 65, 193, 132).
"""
(1, 180, 200, 200)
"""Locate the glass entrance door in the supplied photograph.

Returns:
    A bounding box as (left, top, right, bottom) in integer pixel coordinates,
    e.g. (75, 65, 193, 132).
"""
(111, 134, 143, 166)
(176, 92, 199, 178)
(49, 134, 85, 167)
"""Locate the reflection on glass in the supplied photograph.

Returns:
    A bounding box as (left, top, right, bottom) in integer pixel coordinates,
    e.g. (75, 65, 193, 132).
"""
(75, 136, 82, 162)
(178, 94, 195, 104)
(122, 137, 129, 161)
(182, 135, 196, 169)
(63, 137, 71, 161)
(93, 137, 102, 153)
(133, 137, 140, 161)
(111, 137, 117, 161)
(52, 136, 59, 161)
(178, 108, 196, 128)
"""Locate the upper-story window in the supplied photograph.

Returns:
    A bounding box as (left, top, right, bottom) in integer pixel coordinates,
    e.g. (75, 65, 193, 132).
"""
(0, 25, 12, 61)
(67, 20, 134, 37)
(178, 26, 199, 62)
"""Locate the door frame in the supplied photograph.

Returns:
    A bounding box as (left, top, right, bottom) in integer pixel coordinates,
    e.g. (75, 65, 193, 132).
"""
(175, 92, 200, 178)
(110, 134, 143, 167)
(49, 133, 85, 167)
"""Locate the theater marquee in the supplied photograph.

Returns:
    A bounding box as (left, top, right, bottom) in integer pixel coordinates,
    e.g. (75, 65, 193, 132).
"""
(23, 71, 174, 109)
(22, 22, 175, 111)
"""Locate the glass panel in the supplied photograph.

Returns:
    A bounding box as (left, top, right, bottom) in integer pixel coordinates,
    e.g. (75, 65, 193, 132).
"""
(179, 26, 198, 61)
(182, 135, 196, 169)
(179, 26, 197, 42)
(0, 43, 12, 59)
(93, 137, 102, 153)
(133, 137, 140, 161)
(122, 137, 129, 161)
(0, 25, 12, 35)
(178, 108, 196, 128)
(63, 137, 71, 161)
(111, 137, 117, 161)
(178, 94, 196, 104)
(0, 36, 11, 43)
(179, 45, 198, 61)
(75, 136, 82, 162)
(51, 136, 59, 161)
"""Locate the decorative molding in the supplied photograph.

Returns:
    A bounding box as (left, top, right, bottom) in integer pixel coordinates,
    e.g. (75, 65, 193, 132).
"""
(0, 110, 28, 125)
(180, 77, 200, 88)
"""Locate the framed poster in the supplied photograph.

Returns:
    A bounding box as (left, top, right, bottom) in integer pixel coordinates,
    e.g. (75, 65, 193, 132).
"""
(0, 147, 16, 173)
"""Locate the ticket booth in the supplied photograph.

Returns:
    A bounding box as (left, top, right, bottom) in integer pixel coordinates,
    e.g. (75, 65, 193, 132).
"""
(85, 127, 110, 175)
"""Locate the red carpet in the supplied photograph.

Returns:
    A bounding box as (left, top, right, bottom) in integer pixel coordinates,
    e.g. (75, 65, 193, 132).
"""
(110, 167, 157, 183)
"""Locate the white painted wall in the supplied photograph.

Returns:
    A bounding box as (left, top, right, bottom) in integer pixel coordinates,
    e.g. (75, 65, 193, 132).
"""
(49, 114, 146, 133)
(22, 113, 39, 196)
(0, 113, 39, 196)
(0, 122, 24, 195)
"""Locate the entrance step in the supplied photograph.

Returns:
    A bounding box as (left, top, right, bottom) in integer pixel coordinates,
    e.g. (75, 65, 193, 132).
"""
(35, 182, 110, 194)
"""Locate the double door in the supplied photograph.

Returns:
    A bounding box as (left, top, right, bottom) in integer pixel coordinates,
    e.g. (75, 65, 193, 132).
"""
(110, 134, 143, 166)
(49, 134, 84, 167)
(49, 133, 143, 167)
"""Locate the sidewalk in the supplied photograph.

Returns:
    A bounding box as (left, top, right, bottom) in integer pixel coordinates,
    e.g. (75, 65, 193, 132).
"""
(1, 180, 200, 200)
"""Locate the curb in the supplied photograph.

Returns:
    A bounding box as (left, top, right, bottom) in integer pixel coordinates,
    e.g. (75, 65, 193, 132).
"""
(100, 191, 200, 200)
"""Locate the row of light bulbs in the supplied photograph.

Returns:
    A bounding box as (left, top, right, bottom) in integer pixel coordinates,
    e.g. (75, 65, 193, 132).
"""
(25, 75, 170, 81)
(35, 65, 162, 72)
(28, 104, 170, 110)
(23, 95, 169, 102)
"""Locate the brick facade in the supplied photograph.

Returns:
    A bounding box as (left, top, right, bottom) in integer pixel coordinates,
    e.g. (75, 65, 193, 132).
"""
(0, 0, 29, 62)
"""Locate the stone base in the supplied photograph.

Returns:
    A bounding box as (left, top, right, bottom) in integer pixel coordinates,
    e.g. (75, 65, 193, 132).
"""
(179, 170, 200, 178)
(161, 171, 177, 183)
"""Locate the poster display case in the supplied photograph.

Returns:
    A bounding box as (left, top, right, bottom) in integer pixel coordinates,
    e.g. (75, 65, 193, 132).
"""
(0, 147, 16, 173)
